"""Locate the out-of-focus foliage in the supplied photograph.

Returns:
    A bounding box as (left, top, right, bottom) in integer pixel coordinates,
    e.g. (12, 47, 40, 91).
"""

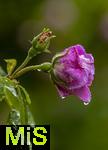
(0, 0, 108, 150)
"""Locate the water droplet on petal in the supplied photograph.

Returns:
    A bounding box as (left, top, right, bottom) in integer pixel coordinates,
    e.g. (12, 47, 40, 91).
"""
(84, 102, 89, 105)
(61, 96, 65, 99)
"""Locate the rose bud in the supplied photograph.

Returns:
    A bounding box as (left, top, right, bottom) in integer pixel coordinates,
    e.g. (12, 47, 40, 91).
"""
(51, 44, 95, 105)
(28, 28, 55, 59)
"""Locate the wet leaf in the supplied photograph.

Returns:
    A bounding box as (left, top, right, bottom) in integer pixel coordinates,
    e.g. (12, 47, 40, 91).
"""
(26, 105, 35, 127)
(0, 66, 6, 76)
(16, 86, 26, 125)
(7, 109, 21, 125)
(19, 85, 31, 105)
(17, 85, 35, 126)
(5, 59, 17, 75)
(4, 85, 20, 110)
(0, 76, 16, 102)
(0, 85, 5, 102)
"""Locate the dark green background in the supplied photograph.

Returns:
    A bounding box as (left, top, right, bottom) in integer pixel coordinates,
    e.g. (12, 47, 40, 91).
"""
(0, 0, 108, 149)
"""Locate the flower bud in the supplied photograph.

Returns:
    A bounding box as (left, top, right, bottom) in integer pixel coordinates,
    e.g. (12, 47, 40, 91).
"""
(28, 28, 55, 58)
(51, 44, 95, 104)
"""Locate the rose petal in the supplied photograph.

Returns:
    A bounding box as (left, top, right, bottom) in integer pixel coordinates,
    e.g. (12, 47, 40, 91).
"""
(52, 44, 94, 103)
(87, 73, 94, 86)
(60, 47, 77, 63)
(85, 53, 94, 63)
(55, 84, 69, 98)
(72, 86, 91, 102)
(73, 44, 86, 55)
(65, 68, 88, 89)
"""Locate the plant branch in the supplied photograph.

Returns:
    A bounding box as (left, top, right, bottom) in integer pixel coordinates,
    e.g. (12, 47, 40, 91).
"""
(12, 54, 31, 77)
(11, 62, 52, 79)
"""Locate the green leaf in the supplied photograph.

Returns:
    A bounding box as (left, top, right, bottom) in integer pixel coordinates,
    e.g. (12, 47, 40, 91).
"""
(16, 86, 26, 125)
(0, 66, 6, 76)
(5, 59, 17, 75)
(26, 105, 35, 127)
(7, 108, 33, 150)
(0, 76, 16, 102)
(17, 85, 35, 126)
(19, 85, 31, 105)
(0, 84, 5, 102)
(7, 109, 21, 125)
(4, 85, 20, 110)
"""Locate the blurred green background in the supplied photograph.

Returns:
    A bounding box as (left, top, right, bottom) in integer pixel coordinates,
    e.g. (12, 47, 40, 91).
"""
(0, 0, 108, 149)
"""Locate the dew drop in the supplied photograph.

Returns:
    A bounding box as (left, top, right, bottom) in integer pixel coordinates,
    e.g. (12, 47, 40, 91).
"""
(84, 102, 89, 105)
(61, 96, 65, 99)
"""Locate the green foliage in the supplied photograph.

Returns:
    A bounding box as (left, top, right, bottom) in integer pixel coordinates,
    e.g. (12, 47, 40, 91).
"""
(5, 59, 17, 75)
(0, 66, 6, 76)
(4, 85, 20, 110)
(0, 28, 54, 129)
(0, 28, 54, 150)
(0, 77, 16, 102)
(0, 75, 34, 126)
(7, 109, 21, 125)
(19, 85, 31, 105)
